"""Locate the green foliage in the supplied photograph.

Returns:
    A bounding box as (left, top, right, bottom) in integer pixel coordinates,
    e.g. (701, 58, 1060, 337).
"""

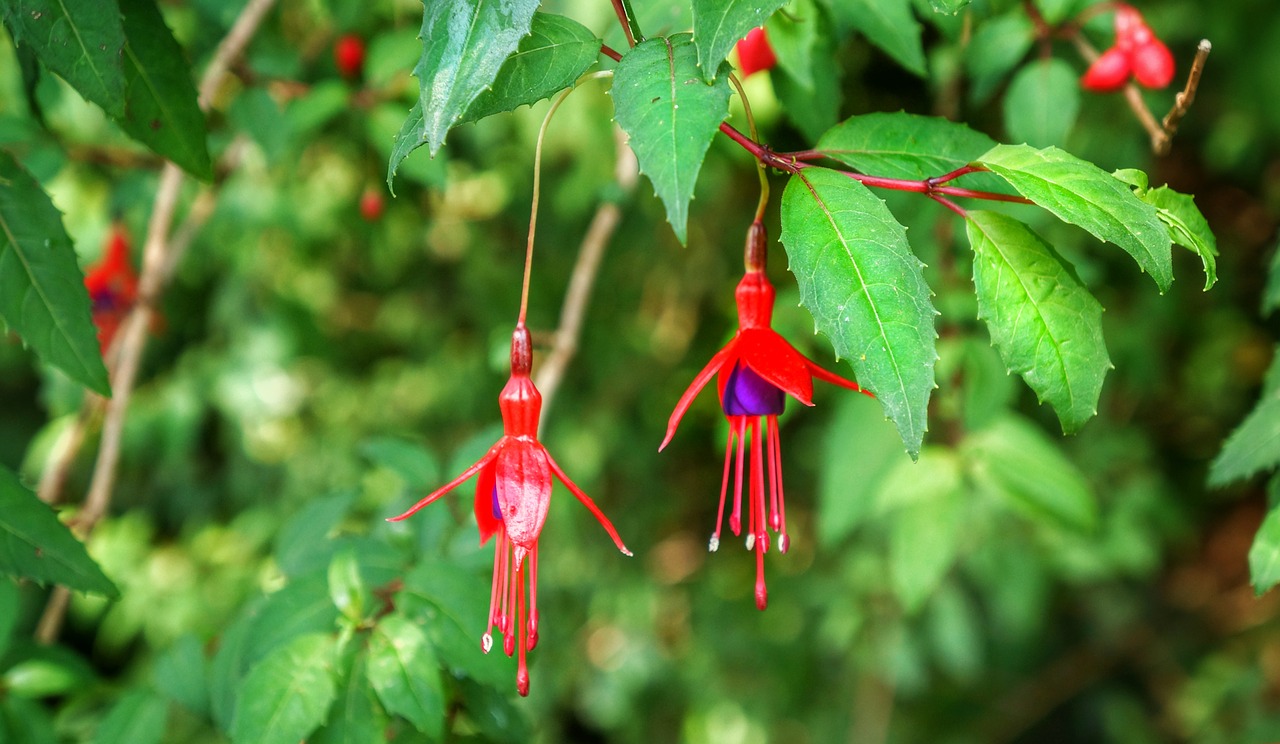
(691, 0, 785, 80)
(115, 0, 212, 179)
(0, 0, 128, 118)
(2, 0, 1274, 742)
(611, 34, 732, 244)
(1003, 58, 1079, 148)
(0, 465, 117, 597)
(780, 167, 937, 458)
(979, 144, 1175, 291)
(0, 151, 109, 395)
(965, 210, 1110, 433)
(407, 0, 540, 157)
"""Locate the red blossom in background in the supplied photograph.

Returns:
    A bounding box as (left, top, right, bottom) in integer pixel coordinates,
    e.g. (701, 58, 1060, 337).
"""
(388, 323, 631, 696)
(735, 27, 777, 78)
(660, 223, 873, 610)
(334, 34, 366, 79)
(83, 225, 138, 353)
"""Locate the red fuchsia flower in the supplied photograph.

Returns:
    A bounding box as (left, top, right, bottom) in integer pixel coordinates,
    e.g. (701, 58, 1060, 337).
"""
(388, 323, 631, 696)
(1081, 4, 1174, 92)
(659, 222, 873, 610)
(84, 225, 139, 353)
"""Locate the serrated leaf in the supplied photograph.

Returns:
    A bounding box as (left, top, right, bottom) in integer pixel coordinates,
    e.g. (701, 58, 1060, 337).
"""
(1209, 396, 1280, 487)
(367, 614, 445, 738)
(692, 0, 785, 81)
(965, 210, 1110, 433)
(965, 13, 1034, 103)
(1140, 186, 1218, 290)
(978, 144, 1173, 291)
(838, 0, 926, 76)
(964, 415, 1096, 531)
(394, 560, 511, 689)
(1251, 478, 1280, 595)
(328, 549, 368, 622)
(0, 465, 118, 597)
(411, 0, 539, 157)
(231, 633, 337, 744)
(0, 151, 110, 395)
(459, 13, 600, 124)
(1003, 58, 1078, 147)
(612, 34, 732, 244)
(780, 168, 937, 458)
(0, 0, 128, 118)
(92, 690, 167, 744)
(116, 0, 212, 179)
(764, 0, 819, 89)
(877, 448, 964, 613)
(818, 112, 1004, 192)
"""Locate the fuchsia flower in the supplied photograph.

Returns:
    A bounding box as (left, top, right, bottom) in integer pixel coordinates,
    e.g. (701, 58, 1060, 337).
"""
(660, 222, 873, 610)
(389, 324, 631, 696)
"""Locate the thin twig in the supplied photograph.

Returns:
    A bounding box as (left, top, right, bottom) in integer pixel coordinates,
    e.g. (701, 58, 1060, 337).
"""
(35, 0, 279, 645)
(533, 126, 639, 430)
(1156, 40, 1211, 155)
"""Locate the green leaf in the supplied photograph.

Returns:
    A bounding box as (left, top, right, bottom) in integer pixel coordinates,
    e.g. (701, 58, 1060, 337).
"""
(837, 0, 926, 76)
(116, 0, 212, 179)
(311, 649, 387, 744)
(0, 465, 118, 597)
(764, 0, 819, 89)
(1034, 0, 1080, 24)
(1139, 186, 1218, 290)
(377, 8, 573, 185)
(963, 415, 1097, 532)
(367, 614, 445, 738)
(780, 168, 938, 458)
(612, 34, 732, 244)
(410, 0, 539, 157)
(328, 549, 368, 623)
(459, 13, 600, 125)
(817, 112, 1002, 190)
(978, 144, 1174, 291)
(1250, 478, 1280, 595)
(965, 210, 1111, 433)
(0, 151, 110, 395)
(965, 13, 1034, 103)
(771, 13, 840, 141)
(1209, 396, 1280, 487)
(91, 690, 167, 744)
(274, 491, 354, 577)
(1003, 58, 1079, 147)
(0, 579, 18, 660)
(152, 635, 209, 716)
(232, 633, 338, 744)
(360, 437, 438, 489)
(928, 0, 969, 14)
(691, 0, 785, 81)
(0, 0, 128, 118)
(395, 560, 511, 689)
(877, 448, 964, 613)
(3, 657, 90, 698)
(818, 390, 906, 544)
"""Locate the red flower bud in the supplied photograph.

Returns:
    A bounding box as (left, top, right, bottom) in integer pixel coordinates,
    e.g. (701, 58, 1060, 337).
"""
(735, 27, 777, 78)
(1130, 38, 1175, 89)
(1081, 46, 1132, 92)
(334, 34, 365, 79)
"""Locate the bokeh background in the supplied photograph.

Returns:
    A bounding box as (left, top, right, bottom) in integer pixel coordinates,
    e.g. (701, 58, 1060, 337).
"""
(3, 0, 1280, 741)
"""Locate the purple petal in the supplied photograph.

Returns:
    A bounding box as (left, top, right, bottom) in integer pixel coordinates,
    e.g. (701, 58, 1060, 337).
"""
(491, 485, 502, 521)
(722, 362, 786, 416)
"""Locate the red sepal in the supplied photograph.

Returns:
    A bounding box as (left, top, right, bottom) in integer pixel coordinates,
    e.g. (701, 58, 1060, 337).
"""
(494, 440, 552, 551)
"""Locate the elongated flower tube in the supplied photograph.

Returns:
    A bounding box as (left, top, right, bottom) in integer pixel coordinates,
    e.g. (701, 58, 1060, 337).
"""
(389, 324, 631, 696)
(660, 222, 873, 610)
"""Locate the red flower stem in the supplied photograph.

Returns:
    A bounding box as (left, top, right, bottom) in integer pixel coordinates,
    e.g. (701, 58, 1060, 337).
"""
(600, 44, 622, 62)
(609, 0, 642, 48)
(930, 194, 968, 218)
(929, 164, 984, 186)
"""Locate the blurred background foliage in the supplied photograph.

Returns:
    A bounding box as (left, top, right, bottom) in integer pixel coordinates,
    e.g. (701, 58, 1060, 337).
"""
(2, 0, 1280, 742)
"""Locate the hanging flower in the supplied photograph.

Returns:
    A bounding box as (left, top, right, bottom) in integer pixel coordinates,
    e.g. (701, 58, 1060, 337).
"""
(389, 323, 631, 696)
(83, 226, 139, 353)
(660, 222, 873, 610)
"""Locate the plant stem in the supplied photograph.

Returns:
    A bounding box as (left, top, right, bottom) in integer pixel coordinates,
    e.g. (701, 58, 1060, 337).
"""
(610, 0, 642, 47)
